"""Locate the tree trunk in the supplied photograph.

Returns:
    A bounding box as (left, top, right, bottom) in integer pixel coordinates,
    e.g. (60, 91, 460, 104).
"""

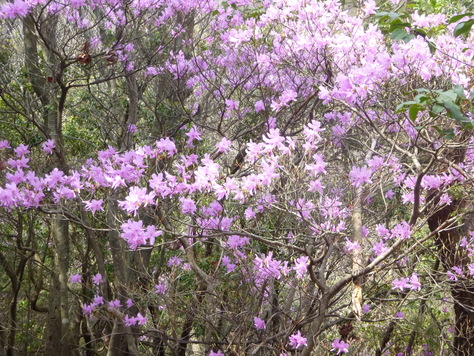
(428, 198, 474, 355)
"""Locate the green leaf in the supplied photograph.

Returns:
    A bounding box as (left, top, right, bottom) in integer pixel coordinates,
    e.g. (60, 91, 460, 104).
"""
(389, 21, 411, 31)
(403, 34, 415, 43)
(443, 101, 474, 130)
(376, 12, 402, 20)
(433, 126, 455, 140)
(437, 90, 457, 103)
(395, 100, 417, 113)
(448, 13, 474, 24)
(441, 128, 456, 140)
(414, 88, 431, 93)
(390, 28, 409, 41)
(453, 84, 466, 99)
(409, 104, 421, 121)
(454, 19, 474, 38)
(414, 94, 429, 103)
(432, 104, 445, 114)
(427, 41, 436, 55)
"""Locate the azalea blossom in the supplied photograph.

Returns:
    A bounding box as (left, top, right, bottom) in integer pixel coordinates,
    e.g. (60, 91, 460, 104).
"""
(331, 338, 349, 355)
(288, 331, 307, 349)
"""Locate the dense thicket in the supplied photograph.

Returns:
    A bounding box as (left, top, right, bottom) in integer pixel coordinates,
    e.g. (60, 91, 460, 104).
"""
(1, 0, 474, 355)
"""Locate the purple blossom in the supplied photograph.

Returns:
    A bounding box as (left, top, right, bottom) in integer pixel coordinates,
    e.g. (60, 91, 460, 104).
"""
(14, 144, 29, 157)
(124, 314, 136, 326)
(0, 0, 29, 18)
(216, 137, 232, 153)
(392, 277, 410, 290)
(221, 256, 236, 273)
(395, 311, 405, 319)
(167, 256, 182, 267)
(108, 299, 122, 309)
(135, 312, 147, 325)
(155, 283, 167, 295)
(145, 66, 159, 76)
(349, 166, 372, 187)
(69, 273, 81, 284)
(344, 238, 361, 254)
(331, 338, 349, 355)
(392, 273, 421, 291)
(293, 256, 309, 279)
(0, 140, 10, 149)
(209, 351, 224, 356)
(82, 303, 95, 316)
(121, 219, 162, 249)
(390, 221, 411, 240)
(179, 197, 197, 215)
(127, 124, 137, 133)
(255, 100, 265, 112)
(42, 139, 55, 154)
(92, 273, 103, 285)
(93, 295, 104, 306)
(385, 189, 395, 199)
(288, 331, 307, 349)
(83, 199, 104, 214)
(254, 316, 266, 330)
(185, 126, 202, 147)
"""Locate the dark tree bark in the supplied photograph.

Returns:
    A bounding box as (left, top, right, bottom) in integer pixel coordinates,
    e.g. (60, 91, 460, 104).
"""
(428, 200, 474, 356)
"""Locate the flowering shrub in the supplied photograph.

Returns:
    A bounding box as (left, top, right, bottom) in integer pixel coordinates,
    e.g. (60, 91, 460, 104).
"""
(1, 0, 474, 355)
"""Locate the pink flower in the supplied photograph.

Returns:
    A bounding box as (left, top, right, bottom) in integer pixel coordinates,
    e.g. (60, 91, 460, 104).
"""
(409, 273, 421, 291)
(127, 124, 137, 133)
(344, 238, 361, 254)
(209, 351, 224, 356)
(254, 317, 266, 330)
(293, 256, 309, 279)
(288, 331, 307, 349)
(225, 99, 239, 110)
(108, 299, 122, 309)
(14, 144, 29, 157)
(145, 66, 159, 76)
(216, 137, 232, 153)
(135, 312, 147, 325)
(362, 0, 378, 17)
(331, 338, 349, 354)
(167, 256, 182, 267)
(390, 221, 411, 240)
(92, 273, 103, 285)
(0, 0, 29, 18)
(385, 189, 395, 199)
(468, 263, 474, 276)
(349, 166, 372, 187)
(155, 283, 167, 295)
(93, 295, 104, 306)
(69, 273, 81, 284)
(82, 303, 95, 316)
(83, 199, 104, 214)
(124, 314, 136, 326)
(392, 277, 410, 290)
(221, 256, 236, 273)
(179, 197, 197, 215)
(42, 139, 55, 154)
(395, 311, 405, 319)
(185, 126, 202, 147)
(255, 100, 265, 112)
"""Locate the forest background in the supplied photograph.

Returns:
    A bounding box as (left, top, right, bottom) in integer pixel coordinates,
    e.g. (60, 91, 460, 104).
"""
(1, 0, 474, 355)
